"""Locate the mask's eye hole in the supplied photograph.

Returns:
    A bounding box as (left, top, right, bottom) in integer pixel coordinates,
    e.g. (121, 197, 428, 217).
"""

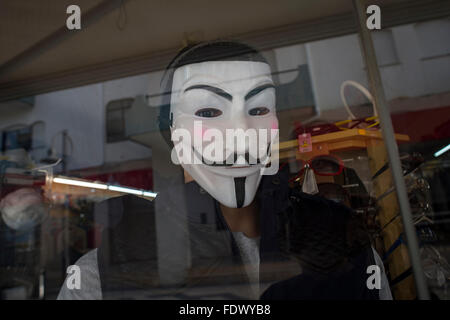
(195, 108, 223, 118)
(249, 107, 270, 116)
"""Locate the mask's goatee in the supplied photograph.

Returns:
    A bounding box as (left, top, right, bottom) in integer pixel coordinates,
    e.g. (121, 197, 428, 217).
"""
(234, 177, 246, 208)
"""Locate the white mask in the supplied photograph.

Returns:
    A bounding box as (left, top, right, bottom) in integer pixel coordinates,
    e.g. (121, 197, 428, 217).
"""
(169, 61, 279, 208)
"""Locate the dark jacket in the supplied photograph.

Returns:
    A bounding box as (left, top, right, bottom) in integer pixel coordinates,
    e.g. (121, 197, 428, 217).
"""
(96, 166, 379, 299)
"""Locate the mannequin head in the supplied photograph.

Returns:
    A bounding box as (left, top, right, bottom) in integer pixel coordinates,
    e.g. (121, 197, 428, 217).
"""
(161, 41, 279, 208)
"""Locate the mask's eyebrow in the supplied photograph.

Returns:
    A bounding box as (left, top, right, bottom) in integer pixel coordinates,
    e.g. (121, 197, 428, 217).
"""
(184, 85, 232, 101)
(244, 83, 275, 101)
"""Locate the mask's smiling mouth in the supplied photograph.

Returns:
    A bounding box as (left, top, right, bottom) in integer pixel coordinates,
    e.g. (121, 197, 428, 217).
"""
(227, 165, 251, 169)
(191, 145, 271, 167)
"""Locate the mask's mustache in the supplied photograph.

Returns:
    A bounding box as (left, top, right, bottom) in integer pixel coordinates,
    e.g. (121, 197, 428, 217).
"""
(192, 145, 272, 167)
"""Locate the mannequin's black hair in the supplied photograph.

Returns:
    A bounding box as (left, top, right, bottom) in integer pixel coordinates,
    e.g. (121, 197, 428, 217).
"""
(158, 40, 269, 146)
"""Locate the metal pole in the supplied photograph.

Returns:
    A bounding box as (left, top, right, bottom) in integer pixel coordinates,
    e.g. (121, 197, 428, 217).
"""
(62, 130, 67, 174)
(352, 0, 430, 299)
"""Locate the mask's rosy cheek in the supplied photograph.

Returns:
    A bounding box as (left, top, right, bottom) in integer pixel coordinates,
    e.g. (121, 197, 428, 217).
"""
(271, 120, 279, 130)
(193, 123, 205, 139)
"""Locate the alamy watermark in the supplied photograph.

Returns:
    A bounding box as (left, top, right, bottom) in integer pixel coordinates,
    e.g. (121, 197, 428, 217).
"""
(366, 265, 381, 290)
(66, 5, 81, 30)
(65, 265, 81, 290)
(367, 5, 381, 30)
(170, 121, 279, 175)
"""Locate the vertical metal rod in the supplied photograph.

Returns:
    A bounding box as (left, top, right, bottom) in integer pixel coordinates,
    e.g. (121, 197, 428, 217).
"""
(62, 130, 67, 174)
(352, 0, 430, 299)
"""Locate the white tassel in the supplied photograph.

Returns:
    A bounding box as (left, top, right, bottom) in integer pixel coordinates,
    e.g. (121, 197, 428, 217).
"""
(302, 166, 319, 195)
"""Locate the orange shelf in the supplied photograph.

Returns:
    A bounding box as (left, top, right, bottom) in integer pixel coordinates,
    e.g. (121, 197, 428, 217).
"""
(277, 129, 409, 160)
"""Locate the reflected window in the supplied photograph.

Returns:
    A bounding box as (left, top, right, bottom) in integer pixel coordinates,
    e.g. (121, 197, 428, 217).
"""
(1, 127, 32, 152)
(415, 19, 450, 59)
(106, 98, 134, 143)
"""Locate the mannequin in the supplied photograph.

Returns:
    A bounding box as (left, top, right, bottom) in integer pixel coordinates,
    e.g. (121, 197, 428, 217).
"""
(163, 41, 279, 256)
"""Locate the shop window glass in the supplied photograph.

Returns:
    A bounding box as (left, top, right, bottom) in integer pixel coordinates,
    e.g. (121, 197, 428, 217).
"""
(1, 2, 449, 301)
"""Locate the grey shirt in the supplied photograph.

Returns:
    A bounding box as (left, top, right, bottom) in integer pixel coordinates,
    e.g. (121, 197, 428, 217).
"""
(232, 232, 261, 298)
(57, 248, 102, 300)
